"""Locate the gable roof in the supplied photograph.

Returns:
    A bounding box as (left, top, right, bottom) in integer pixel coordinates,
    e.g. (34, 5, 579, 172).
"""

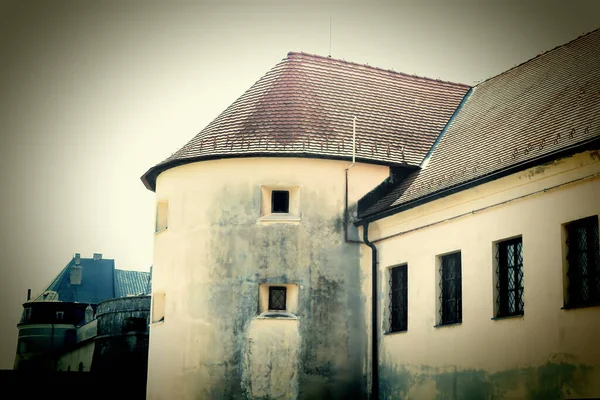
(358, 28, 600, 221)
(141, 52, 470, 191)
(32, 255, 150, 304)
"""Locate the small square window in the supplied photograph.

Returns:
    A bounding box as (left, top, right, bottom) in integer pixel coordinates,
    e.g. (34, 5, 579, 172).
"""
(388, 265, 408, 333)
(56, 311, 64, 321)
(495, 237, 524, 317)
(271, 191, 290, 213)
(439, 252, 462, 326)
(564, 215, 600, 308)
(268, 286, 287, 311)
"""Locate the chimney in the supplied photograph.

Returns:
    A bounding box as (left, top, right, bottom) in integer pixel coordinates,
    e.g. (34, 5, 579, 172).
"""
(75, 253, 81, 265)
(27, 289, 31, 301)
(93, 253, 102, 261)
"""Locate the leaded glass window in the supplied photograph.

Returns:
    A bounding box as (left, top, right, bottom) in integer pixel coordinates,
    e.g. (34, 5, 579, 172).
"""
(565, 216, 600, 308)
(388, 265, 408, 332)
(268, 286, 287, 310)
(496, 237, 524, 317)
(439, 252, 462, 325)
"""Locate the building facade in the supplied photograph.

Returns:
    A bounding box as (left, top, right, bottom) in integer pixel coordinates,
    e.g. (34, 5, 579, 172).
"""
(142, 29, 600, 399)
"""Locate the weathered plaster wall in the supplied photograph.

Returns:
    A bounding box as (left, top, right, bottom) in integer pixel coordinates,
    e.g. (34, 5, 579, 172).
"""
(147, 157, 389, 400)
(362, 150, 600, 399)
(92, 296, 150, 374)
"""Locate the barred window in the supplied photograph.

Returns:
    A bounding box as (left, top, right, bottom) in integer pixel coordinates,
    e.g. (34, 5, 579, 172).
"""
(268, 286, 287, 311)
(439, 252, 462, 325)
(565, 216, 600, 308)
(496, 237, 524, 317)
(388, 265, 408, 333)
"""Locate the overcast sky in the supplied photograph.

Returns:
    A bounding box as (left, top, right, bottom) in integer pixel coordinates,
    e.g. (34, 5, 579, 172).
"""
(0, 0, 598, 369)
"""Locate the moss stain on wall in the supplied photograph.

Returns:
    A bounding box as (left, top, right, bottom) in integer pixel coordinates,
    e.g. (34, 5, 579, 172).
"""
(379, 358, 594, 400)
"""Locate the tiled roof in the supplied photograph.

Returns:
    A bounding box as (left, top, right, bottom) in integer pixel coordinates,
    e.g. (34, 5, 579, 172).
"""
(33, 256, 151, 304)
(34, 257, 116, 304)
(114, 269, 151, 297)
(359, 29, 600, 219)
(141, 52, 470, 191)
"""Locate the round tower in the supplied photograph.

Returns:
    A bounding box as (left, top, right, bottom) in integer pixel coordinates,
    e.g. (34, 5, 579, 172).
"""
(141, 52, 469, 399)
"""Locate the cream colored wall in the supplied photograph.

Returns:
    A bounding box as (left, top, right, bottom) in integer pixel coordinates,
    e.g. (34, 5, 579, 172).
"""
(361, 149, 600, 399)
(147, 157, 389, 400)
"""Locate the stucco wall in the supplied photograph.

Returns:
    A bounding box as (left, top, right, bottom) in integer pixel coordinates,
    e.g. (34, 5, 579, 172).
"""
(362, 149, 600, 399)
(147, 157, 389, 400)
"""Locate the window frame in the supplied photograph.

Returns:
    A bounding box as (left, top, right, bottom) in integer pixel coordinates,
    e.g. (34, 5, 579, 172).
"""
(564, 215, 600, 309)
(259, 185, 301, 223)
(495, 237, 524, 318)
(438, 252, 462, 326)
(387, 264, 408, 333)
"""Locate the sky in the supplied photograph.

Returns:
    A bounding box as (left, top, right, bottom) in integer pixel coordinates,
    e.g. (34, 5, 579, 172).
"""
(0, 0, 598, 369)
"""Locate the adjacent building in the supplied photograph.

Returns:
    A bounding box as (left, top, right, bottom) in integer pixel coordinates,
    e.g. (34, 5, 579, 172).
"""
(14, 253, 151, 376)
(141, 29, 600, 399)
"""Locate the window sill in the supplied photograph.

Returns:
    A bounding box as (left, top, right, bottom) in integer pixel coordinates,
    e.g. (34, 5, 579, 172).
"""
(256, 311, 298, 320)
(562, 302, 600, 310)
(150, 319, 165, 326)
(154, 227, 168, 235)
(258, 214, 301, 224)
(384, 329, 408, 336)
(491, 313, 524, 321)
(434, 321, 462, 328)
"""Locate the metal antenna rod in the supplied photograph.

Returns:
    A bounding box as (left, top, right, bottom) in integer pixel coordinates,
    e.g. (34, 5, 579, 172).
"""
(329, 16, 332, 57)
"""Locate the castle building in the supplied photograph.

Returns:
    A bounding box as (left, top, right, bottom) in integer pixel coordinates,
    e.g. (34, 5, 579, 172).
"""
(141, 29, 600, 399)
(14, 253, 151, 377)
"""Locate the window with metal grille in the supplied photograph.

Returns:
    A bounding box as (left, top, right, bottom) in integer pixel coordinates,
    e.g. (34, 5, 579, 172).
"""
(268, 286, 287, 310)
(271, 191, 290, 213)
(439, 252, 462, 325)
(388, 265, 408, 333)
(496, 237, 524, 317)
(565, 215, 600, 308)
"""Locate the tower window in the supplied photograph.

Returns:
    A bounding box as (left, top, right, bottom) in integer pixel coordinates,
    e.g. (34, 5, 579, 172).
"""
(268, 286, 287, 310)
(271, 191, 290, 213)
(156, 201, 168, 232)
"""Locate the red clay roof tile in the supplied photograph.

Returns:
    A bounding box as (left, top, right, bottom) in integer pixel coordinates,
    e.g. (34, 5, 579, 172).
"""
(360, 29, 600, 219)
(141, 52, 470, 191)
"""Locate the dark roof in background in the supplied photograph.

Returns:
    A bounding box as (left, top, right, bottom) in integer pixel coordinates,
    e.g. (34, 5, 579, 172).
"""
(141, 52, 470, 191)
(32, 256, 150, 304)
(114, 269, 151, 298)
(359, 28, 600, 220)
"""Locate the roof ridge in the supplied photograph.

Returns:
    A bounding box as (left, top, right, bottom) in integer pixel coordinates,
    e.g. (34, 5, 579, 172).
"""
(475, 27, 600, 87)
(286, 51, 471, 88)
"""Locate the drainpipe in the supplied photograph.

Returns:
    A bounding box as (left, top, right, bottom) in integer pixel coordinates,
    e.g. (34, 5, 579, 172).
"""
(345, 117, 362, 244)
(363, 222, 378, 399)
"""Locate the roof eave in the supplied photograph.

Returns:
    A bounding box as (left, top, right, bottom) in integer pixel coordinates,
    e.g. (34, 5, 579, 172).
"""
(355, 136, 600, 226)
(141, 152, 418, 192)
